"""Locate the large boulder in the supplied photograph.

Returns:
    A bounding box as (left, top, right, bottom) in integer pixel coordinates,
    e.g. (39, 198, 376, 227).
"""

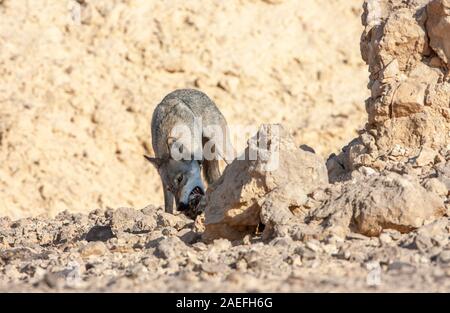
(309, 172, 445, 237)
(202, 124, 328, 241)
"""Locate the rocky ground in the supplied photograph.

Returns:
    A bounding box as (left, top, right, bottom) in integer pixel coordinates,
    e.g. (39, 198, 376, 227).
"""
(1, 206, 450, 292)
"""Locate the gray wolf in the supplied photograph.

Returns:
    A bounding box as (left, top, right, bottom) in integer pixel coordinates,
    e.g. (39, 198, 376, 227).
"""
(145, 89, 233, 217)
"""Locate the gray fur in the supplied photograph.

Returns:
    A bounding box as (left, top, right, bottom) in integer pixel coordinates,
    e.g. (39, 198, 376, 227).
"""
(146, 89, 234, 214)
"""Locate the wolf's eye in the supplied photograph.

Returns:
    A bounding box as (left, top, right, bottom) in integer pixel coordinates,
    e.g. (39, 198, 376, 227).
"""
(176, 175, 183, 184)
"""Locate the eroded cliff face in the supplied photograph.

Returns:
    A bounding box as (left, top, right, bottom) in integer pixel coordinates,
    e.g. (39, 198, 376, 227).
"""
(328, 0, 449, 179)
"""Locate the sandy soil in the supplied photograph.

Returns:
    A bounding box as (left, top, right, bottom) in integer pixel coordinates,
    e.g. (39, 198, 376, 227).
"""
(0, 0, 368, 218)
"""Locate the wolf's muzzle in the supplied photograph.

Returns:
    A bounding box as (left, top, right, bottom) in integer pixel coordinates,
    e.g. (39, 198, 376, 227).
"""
(188, 186, 204, 208)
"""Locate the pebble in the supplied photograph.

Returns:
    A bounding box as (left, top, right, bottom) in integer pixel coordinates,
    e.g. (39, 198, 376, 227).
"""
(79, 241, 109, 258)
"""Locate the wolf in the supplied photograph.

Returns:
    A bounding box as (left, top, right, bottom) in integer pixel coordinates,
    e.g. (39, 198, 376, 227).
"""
(145, 89, 234, 216)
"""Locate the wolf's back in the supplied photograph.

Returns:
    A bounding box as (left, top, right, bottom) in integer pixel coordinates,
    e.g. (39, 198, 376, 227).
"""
(151, 89, 226, 158)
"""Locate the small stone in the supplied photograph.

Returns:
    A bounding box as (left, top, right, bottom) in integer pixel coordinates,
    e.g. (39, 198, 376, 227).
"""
(44, 272, 65, 289)
(325, 234, 345, 244)
(242, 234, 252, 245)
(388, 261, 415, 273)
(391, 144, 407, 157)
(110, 207, 156, 235)
(79, 241, 109, 258)
(201, 262, 229, 274)
(155, 236, 190, 259)
(439, 250, 450, 264)
(85, 225, 114, 242)
(296, 246, 317, 260)
(178, 229, 199, 244)
(414, 147, 437, 166)
(305, 240, 322, 252)
(424, 178, 448, 197)
(379, 232, 394, 245)
(359, 166, 377, 176)
(415, 233, 435, 253)
(212, 239, 232, 252)
(346, 233, 369, 241)
(322, 244, 338, 255)
(192, 242, 208, 252)
(161, 227, 178, 237)
(235, 258, 248, 271)
(157, 212, 188, 230)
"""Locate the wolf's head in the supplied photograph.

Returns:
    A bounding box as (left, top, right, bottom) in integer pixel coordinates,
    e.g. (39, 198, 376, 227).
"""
(145, 156, 205, 213)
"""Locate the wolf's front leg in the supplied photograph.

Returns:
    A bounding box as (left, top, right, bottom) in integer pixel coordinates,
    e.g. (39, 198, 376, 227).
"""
(163, 182, 174, 214)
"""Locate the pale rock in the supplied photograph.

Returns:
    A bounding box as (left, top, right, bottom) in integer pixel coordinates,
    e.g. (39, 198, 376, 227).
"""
(157, 212, 188, 230)
(155, 236, 191, 260)
(424, 178, 448, 196)
(79, 241, 109, 258)
(310, 172, 445, 237)
(110, 207, 157, 235)
(177, 229, 199, 245)
(203, 124, 328, 241)
(414, 147, 437, 166)
(393, 81, 427, 117)
(439, 250, 450, 263)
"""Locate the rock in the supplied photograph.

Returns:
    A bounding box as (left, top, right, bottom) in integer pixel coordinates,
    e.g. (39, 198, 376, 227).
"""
(387, 261, 415, 273)
(424, 178, 448, 197)
(427, 0, 450, 66)
(310, 172, 445, 237)
(359, 166, 377, 176)
(157, 212, 188, 230)
(155, 237, 190, 259)
(393, 81, 426, 117)
(353, 174, 444, 236)
(414, 233, 436, 254)
(110, 207, 157, 235)
(203, 124, 328, 241)
(44, 272, 66, 289)
(212, 239, 232, 252)
(436, 162, 450, 189)
(79, 241, 109, 258)
(414, 146, 438, 166)
(305, 240, 322, 253)
(379, 232, 394, 245)
(416, 218, 449, 246)
(85, 225, 114, 242)
(439, 250, 450, 263)
(177, 229, 199, 245)
(201, 262, 229, 274)
(0, 247, 42, 262)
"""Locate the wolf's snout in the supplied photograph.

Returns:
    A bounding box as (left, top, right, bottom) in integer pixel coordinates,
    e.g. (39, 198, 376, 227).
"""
(188, 186, 204, 207)
(177, 187, 204, 212)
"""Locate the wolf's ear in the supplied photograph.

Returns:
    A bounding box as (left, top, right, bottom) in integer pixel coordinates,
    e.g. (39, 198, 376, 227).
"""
(144, 155, 164, 169)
